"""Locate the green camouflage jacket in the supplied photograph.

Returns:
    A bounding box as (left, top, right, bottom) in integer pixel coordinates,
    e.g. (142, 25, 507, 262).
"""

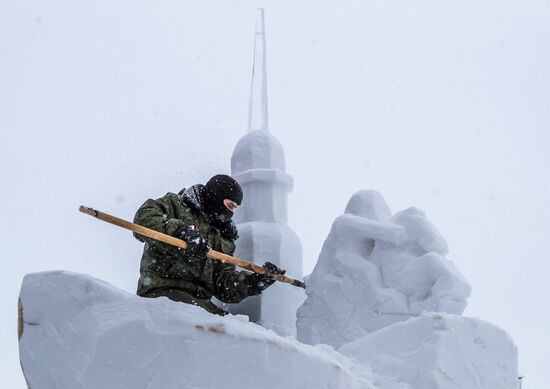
(134, 185, 248, 312)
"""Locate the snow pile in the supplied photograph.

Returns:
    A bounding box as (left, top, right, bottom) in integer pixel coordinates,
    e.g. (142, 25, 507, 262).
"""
(19, 271, 517, 389)
(297, 190, 472, 348)
(18, 271, 373, 389)
(340, 313, 518, 389)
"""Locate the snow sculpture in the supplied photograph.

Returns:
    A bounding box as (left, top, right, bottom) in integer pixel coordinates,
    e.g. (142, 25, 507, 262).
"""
(297, 190, 471, 348)
(340, 313, 519, 389)
(19, 271, 373, 389)
(19, 272, 517, 389)
(223, 9, 305, 336)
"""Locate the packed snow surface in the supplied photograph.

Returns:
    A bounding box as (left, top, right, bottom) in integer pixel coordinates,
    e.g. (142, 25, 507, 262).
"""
(19, 271, 516, 389)
(340, 313, 518, 389)
(18, 271, 372, 389)
(297, 190, 472, 348)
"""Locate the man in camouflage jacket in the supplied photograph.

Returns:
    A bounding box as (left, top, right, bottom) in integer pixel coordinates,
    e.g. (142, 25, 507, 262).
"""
(134, 174, 284, 315)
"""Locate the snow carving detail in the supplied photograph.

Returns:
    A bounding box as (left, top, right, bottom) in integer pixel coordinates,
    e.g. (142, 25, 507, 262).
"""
(297, 190, 472, 348)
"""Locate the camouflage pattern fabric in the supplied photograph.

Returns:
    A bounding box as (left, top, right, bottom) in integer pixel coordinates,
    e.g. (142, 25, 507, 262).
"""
(134, 185, 248, 315)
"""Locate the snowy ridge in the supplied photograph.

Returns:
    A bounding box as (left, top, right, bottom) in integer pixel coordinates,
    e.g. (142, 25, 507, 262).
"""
(340, 312, 518, 389)
(19, 271, 517, 389)
(19, 271, 373, 389)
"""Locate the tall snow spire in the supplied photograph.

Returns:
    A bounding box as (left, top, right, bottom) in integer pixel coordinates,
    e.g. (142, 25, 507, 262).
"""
(248, 8, 269, 132)
(228, 10, 304, 337)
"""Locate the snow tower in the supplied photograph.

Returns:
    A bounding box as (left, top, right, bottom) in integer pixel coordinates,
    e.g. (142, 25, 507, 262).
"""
(225, 9, 305, 336)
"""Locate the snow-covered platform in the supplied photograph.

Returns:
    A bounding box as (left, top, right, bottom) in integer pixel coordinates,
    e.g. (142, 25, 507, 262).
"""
(340, 313, 518, 389)
(18, 271, 373, 389)
(18, 271, 517, 389)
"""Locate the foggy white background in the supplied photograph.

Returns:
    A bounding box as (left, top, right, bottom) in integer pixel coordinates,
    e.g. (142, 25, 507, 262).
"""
(2, 1, 549, 387)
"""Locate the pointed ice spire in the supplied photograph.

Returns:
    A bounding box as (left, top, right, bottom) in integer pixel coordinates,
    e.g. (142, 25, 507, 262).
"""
(248, 8, 269, 132)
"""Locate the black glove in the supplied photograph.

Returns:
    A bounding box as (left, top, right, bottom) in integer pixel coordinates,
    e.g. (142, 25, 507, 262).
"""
(175, 225, 209, 258)
(243, 262, 286, 296)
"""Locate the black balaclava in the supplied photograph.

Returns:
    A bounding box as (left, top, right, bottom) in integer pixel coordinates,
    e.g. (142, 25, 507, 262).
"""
(201, 175, 243, 224)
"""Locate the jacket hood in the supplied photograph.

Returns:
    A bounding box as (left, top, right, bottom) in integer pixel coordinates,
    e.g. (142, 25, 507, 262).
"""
(179, 184, 205, 213)
(178, 184, 239, 240)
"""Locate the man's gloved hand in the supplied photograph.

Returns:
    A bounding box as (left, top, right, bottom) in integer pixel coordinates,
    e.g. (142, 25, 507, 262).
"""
(244, 262, 286, 296)
(175, 225, 209, 258)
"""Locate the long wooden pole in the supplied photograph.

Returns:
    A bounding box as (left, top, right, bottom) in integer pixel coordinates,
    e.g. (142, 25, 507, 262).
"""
(79, 206, 306, 289)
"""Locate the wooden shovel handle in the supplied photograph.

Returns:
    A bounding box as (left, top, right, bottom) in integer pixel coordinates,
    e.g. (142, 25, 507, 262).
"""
(79, 206, 305, 289)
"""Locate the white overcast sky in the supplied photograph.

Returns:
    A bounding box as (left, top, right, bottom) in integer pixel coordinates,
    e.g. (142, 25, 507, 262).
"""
(2, 1, 549, 387)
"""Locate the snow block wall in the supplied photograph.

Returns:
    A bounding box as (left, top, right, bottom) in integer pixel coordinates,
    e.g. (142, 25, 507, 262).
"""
(19, 272, 517, 389)
(18, 271, 372, 389)
(340, 313, 519, 389)
(297, 190, 472, 348)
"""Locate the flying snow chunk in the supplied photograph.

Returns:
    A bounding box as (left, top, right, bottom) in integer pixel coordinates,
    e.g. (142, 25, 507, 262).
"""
(18, 271, 374, 389)
(297, 190, 471, 348)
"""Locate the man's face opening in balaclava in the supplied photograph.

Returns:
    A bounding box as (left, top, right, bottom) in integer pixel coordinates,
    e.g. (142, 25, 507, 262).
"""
(223, 199, 239, 213)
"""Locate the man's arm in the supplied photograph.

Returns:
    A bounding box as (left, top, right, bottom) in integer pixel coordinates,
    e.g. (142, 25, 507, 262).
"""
(212, 261, 286, 303)
(209, 236, 248, 303)
(212, 262, 250, 304)
(133, 196, 188, 254)
(211, 239, 285, 303)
